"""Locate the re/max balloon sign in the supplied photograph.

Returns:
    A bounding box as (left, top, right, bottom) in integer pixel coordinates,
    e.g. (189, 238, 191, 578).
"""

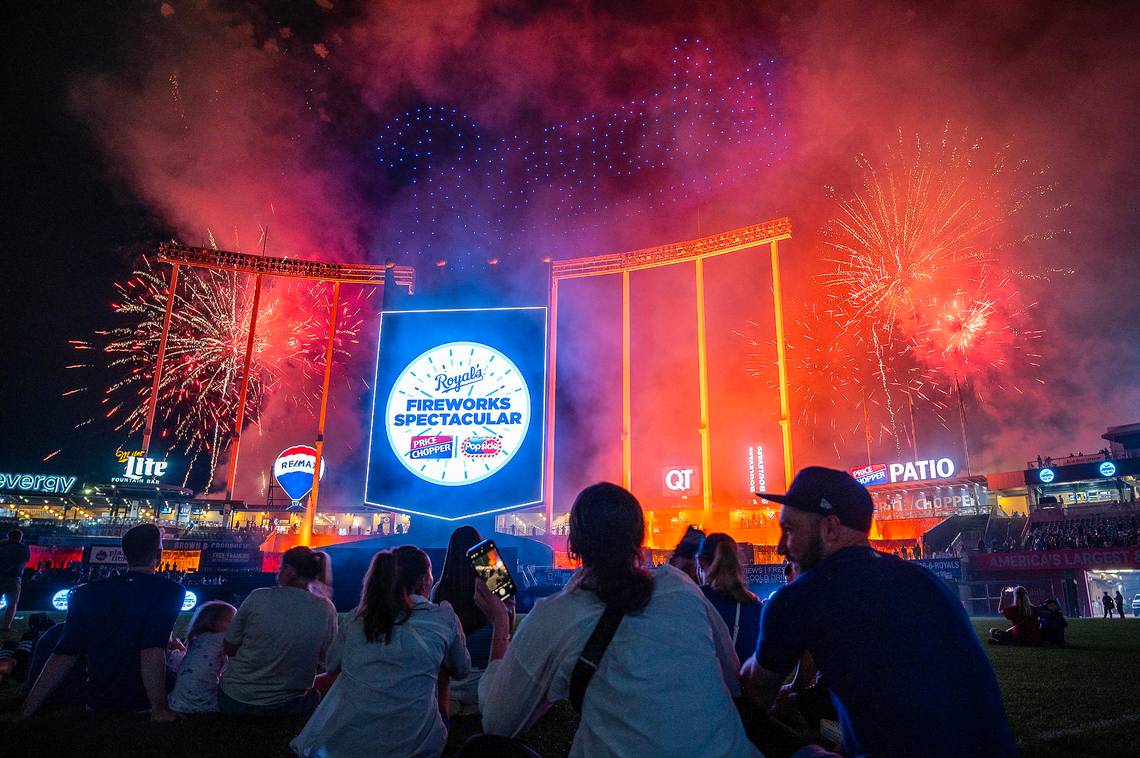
(273, 446, 326, 503)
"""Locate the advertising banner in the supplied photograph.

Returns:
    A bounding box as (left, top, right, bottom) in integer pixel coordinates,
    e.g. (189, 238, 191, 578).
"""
(745, 564, 789, 586)
(201, 546, 260, 570)
(27, 545, 83, 568)
(1024, 457, 1140, 486)
(971, 547, 1140, 572)
(87, 544, 127, 566)
(365, 307, 548, 521)
(914, 558, 963, 583)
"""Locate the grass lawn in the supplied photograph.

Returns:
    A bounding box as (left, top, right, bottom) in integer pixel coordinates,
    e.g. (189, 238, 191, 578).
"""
(1, 614, 1136, 756)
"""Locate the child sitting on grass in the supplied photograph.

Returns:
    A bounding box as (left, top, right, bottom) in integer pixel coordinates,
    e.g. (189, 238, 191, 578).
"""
(170, 601, 237, 713)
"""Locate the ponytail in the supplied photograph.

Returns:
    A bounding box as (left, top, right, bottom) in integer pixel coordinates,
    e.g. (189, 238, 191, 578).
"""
(282, 546, 333, 596)
(707, 541, 758, 605)
(568, 483, 654, 614)
(359, 552, 409, 643)
(358, 546, 432, 643)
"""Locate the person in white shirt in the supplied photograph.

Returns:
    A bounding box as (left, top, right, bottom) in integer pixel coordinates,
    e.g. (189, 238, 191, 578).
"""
(472, 482, 759, 758)
(170, 601, 236, 713)
(219, 546, 338, 714)
(291, 545, 471, 758)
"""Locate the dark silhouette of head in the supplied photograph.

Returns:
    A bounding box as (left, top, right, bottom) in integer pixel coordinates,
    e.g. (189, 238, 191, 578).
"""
(568, 482, 653, 614)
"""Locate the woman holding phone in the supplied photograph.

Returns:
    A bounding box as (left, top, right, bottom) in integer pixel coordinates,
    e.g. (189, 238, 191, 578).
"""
(471, 482, 757, 757)
(291, 546, 470, 758)
(988, 586, 1041, 646)
(431, 526, 514, 716)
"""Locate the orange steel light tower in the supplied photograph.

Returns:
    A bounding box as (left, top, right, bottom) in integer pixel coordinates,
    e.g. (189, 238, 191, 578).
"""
(142, 243, 415, 545)
(545, 218, 794, 531)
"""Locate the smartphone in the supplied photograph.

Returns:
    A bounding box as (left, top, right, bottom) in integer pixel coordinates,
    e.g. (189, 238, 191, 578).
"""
(466, 538, 518, 601)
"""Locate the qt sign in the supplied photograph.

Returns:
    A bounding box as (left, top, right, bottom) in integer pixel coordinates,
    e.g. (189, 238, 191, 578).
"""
(662, 466, 699, 497)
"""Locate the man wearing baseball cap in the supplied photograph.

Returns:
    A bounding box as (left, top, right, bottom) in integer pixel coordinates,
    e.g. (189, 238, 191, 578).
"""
(740, 467, 1016, 757)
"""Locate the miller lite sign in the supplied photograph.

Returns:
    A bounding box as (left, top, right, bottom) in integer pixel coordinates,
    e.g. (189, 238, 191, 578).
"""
(273, 445, 327, 505)
(662, 466, 700, 497)
(111, 447, 172, 484)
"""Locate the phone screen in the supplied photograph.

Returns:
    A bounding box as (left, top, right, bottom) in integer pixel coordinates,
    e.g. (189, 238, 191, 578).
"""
(466, 539, 517, 601)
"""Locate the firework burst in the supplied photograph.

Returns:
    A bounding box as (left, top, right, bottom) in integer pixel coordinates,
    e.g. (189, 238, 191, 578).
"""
(67, 259, 364, 490)
(742, 305, 864, 458)
(821, 125, 1055, 448)
(822, 124, 1028, 327)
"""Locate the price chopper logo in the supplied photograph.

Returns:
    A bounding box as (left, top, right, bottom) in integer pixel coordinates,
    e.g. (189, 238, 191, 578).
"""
(410, 435, 455, 460)
(850, 458, 956, 486)
(386, 341, 530, 487)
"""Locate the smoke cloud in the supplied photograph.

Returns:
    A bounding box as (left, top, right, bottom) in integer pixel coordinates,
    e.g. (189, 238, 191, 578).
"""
(70, 0, 1140, 505)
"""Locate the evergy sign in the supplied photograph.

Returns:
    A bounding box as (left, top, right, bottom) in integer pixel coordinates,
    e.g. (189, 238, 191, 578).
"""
(0, 472, 78, 494)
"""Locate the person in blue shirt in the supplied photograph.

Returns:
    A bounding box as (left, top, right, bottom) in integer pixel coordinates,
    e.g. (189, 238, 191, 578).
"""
(19, 523, 185, 722)
(697, 532, 763, 664)
(740, 467, 1017, 758)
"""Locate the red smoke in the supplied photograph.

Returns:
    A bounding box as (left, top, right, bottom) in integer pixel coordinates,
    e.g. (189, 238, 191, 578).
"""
(69, 1, 1140, 504)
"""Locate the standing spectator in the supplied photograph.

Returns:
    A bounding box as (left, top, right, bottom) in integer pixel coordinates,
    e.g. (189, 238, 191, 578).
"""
(474, 483, 758, 757)
(0, 529, 32, 631)
(1115, 590, 1126, 620)
(1101, 592, 1115, 619)
(219, 546, 337, 714)
(19, 524, 184, 721)
(291, 546, 470, 757)
(989, 587, 1041, 646)
(697, 533, 763, 664)
(170, 601, 237, 713)
(741, 467, 1016, 757)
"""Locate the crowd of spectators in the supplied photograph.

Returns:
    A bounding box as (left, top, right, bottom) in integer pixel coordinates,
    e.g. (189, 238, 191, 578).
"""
(0, 467, 1022, 758)
(1021, 515, 1139, 551)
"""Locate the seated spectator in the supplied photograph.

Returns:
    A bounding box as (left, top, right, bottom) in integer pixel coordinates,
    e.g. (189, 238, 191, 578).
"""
(1036, 598, 1068, 646)
(473, 483, 758, 756)
(170, 601, 237, 713)
(291, 546, 470, 757)
(24, 620, 86, 709)
(668, 525, 704, 583)
(989, 587, 1041, 646)
(19, 524, 185, 721)
(431, 525, 511, 717)
(219, 546, 337, 715)
(697, 533, 763, 664)
(0, 612, 55, 684)
(741, 467, 1016, 757)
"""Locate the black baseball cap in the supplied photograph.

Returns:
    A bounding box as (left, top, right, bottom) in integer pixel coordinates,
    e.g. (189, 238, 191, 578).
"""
(758, 466, 874, 533)
(697, 532, 734, 562)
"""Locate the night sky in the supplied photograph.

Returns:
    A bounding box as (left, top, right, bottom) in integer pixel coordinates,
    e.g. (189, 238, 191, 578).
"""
(4, 1, 1139, 501)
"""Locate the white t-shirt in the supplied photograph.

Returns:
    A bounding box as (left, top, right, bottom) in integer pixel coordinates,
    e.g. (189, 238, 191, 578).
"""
(221, 586, 338, 706)
(291, 595, 471, 758)
(479, 563, 759, 758)
(170, 632, 228, 713)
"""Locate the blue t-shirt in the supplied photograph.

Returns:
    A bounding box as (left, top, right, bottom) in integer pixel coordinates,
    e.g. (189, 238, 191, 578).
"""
(700, 585, 762, 664)
(756, 547, 1016, 758)
(55, 572, 184, 711)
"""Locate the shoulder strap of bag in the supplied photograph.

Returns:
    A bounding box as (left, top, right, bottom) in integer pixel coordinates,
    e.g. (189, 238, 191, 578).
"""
(569, 605, 626, 713)
(732, 602, 742, 644)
